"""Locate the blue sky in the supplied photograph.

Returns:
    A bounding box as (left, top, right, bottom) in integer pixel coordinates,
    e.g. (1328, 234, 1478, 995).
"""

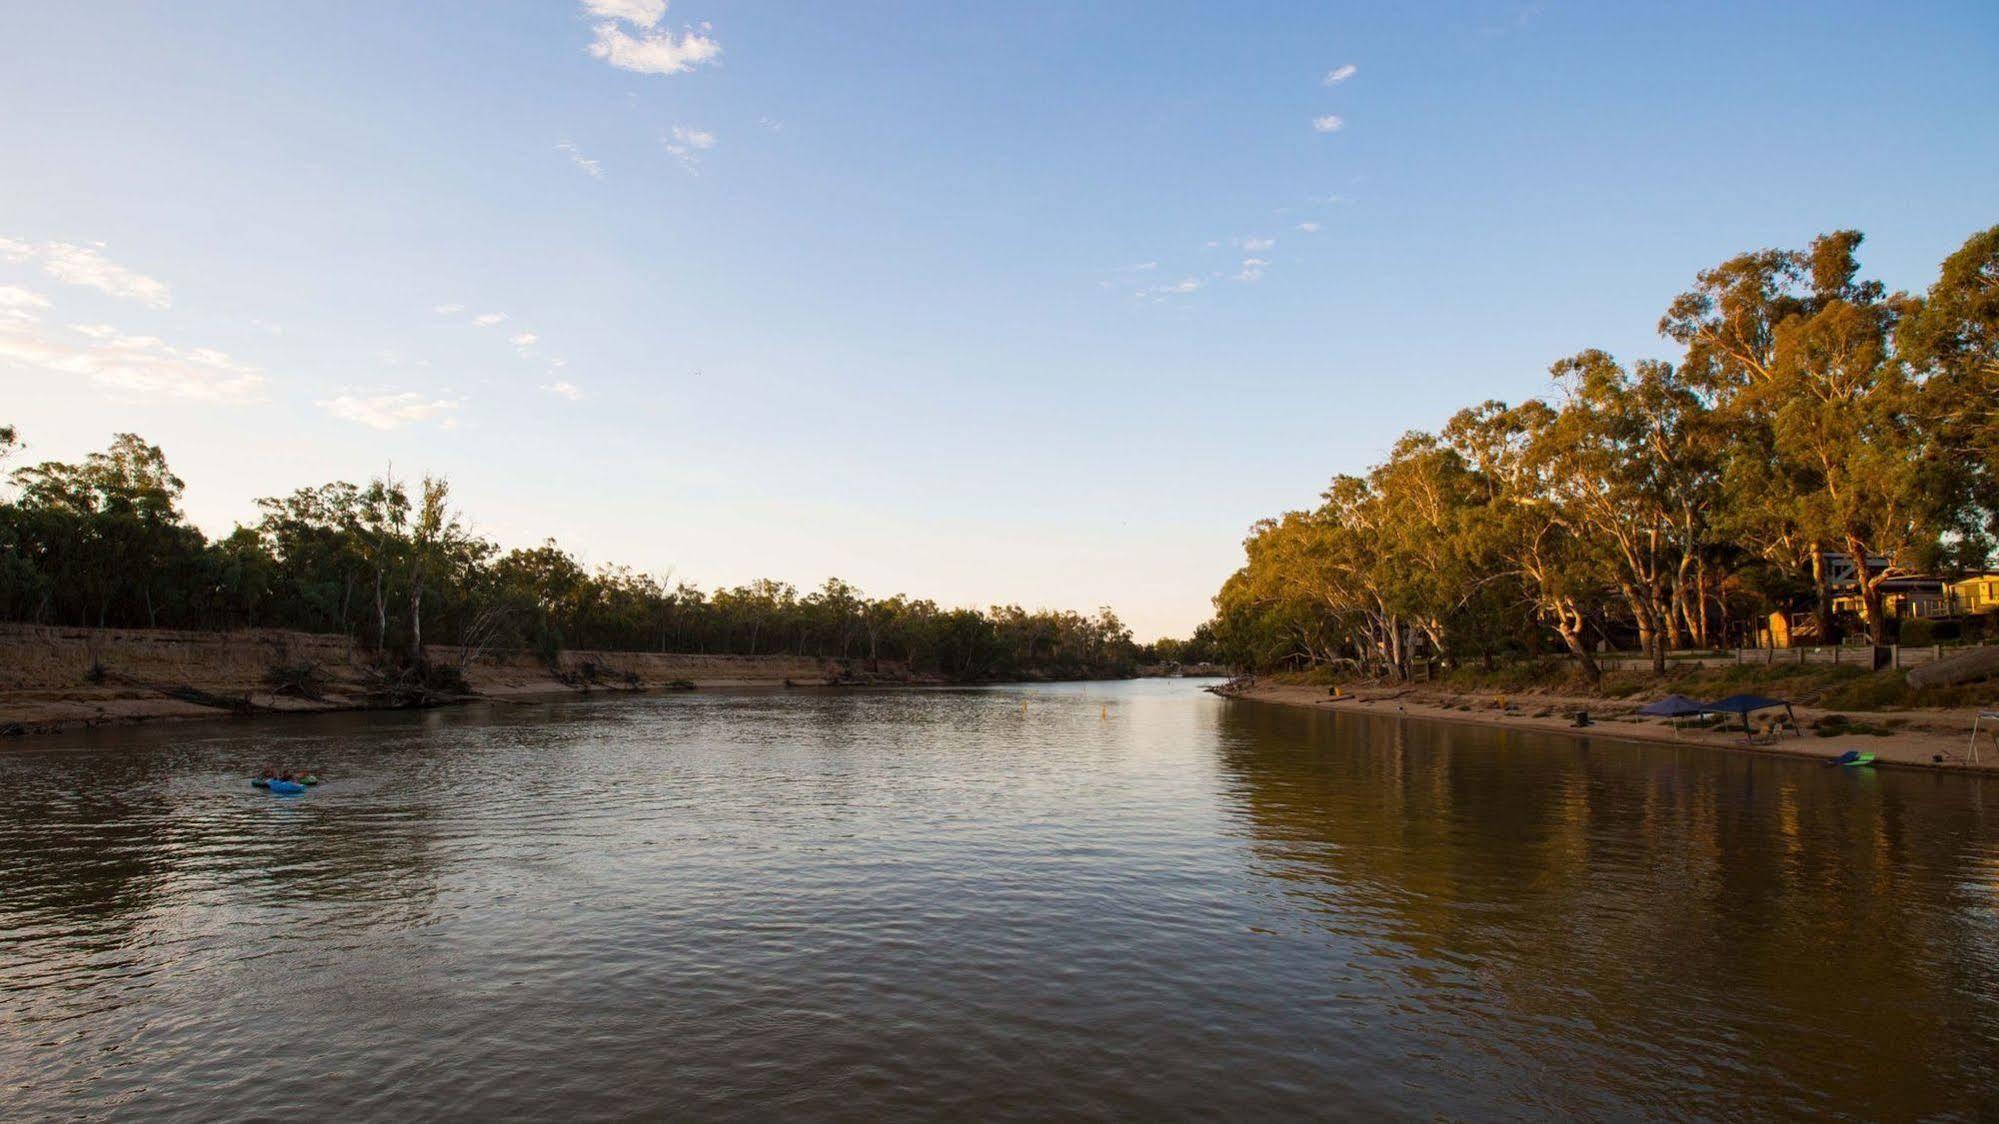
(2, 1, 1995, 639)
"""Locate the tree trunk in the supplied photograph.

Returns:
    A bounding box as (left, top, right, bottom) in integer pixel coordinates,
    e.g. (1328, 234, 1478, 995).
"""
(1554, 601, 1601, 685)
(1809, 546, 1836, 643)
(407, 572, 425, 665)
(1847, 537, 1890, 645)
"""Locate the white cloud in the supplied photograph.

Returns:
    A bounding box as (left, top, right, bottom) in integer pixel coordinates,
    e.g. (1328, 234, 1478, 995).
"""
(588, 21, 721, 76)
(1296, 221, 1322, 233)
(665, 124, 716, 168)
(557, 141, 603, 179)
(510, 331, 539, 348)
(1138, 277, 1203, 299)
(471, 312, 507, 327)
(1312, 115, 1345, 133)
(1323, 64, 1357, 85)
(1235, 235, 1276, 252)
(0, 285, 51, 323)
(542, 380, 583, 400)
(318, 391, 463, 430)
(433, 303, 465, 315)
(0, 319, 265, 400)
(582, 0, 666, 25)
(1233, 258, 1270, 282)
(1, 237, 172, 308)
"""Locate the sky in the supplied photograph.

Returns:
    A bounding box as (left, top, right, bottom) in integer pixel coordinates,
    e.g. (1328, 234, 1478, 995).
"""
(2, 1, 1995, 640)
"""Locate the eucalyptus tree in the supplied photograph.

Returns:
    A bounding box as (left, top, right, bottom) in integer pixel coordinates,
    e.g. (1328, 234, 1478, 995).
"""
(1899, 225, 1999, 548)
(1442, 400, 1609, 683)
(8, 433, 200, 628)
(1537, 350, 1724, 668)
(1663, 230, 1967, 643)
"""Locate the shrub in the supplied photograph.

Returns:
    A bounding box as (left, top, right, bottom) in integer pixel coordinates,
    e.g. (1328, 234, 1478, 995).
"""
(263, 662, 327, 700)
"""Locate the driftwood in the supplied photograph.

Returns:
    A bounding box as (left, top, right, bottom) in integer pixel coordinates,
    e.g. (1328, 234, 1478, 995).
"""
(1907, 646, 1999, 691)
(361, 660, 470, 707)
(102, 671, 257, 714)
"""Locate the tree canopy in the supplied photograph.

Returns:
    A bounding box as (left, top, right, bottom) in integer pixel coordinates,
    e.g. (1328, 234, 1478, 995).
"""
(0, 437, 1146, 682)
(1213, 225, 1999, 679)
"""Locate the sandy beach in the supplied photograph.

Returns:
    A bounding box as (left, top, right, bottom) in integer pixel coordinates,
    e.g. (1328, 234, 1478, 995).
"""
(1225, 679, 1999, 774)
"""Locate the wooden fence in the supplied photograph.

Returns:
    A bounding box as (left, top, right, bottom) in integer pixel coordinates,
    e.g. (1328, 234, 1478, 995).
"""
(1594, 643, 1983, 672)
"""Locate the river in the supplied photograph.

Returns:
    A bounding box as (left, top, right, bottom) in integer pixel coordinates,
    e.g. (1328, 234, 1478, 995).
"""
(4, 680, 1997, 1119)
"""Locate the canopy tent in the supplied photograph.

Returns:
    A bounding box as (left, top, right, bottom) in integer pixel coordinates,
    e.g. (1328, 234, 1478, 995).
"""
(1702, 694, 1798, 739)
(1638, 693, 1708, 737)
(1637, 694, 1707, 717)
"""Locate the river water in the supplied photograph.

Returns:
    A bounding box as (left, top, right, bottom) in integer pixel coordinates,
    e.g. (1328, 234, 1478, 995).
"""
(3, 680, 1997, 1120)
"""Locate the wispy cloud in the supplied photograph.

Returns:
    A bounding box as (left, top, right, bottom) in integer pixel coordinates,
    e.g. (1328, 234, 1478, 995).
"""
(1, 236, 172, 309)
(582, 0, 665, 23)
(0, 319, 265, 400)
(1322, 64, 1357, 86)
(471, 312, 508, 327)
(542, 380, 583, 400)
(1312, 115, 1344, 133)
(1296, 221, 1322, 233)
(433, 303, 465, 315)
(0, 285, 51, 323)
(556, 141, 603, 179)
(1137, 277, 1203, 300)
(1232, 258, 1270, 282)
(318, 390, 463, 430)
(582, 0, 721, 77)
(510, 331, 538, 349)
(1234, 235, 1276, 252)
(664, 124, 716, 168)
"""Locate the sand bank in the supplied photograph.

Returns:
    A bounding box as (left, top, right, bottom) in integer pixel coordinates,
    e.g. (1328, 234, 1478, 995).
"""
(0, 624, 929, 738)
(1224, 679, 1999, 774)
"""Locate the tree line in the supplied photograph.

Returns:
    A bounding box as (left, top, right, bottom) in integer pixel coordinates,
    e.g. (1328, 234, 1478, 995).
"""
(1212, 225, 1999, 683)
(0, 427, 1158, 681)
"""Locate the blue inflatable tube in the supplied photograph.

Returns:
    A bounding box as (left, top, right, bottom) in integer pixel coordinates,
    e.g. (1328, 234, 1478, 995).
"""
(267, 779, 306, 795)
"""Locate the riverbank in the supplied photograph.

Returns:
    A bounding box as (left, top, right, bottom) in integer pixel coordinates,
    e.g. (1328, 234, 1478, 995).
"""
(1222, 678, 1999, 773)
(0, 624, 942, 737)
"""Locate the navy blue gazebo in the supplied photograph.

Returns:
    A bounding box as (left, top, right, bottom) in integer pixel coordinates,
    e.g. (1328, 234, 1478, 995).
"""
(1637, 693, 1707, 735)
(1701, 694, 1798, 739)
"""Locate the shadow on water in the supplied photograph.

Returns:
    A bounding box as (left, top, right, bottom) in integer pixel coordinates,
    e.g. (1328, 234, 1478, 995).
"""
(1211, 701, 1999, 1119)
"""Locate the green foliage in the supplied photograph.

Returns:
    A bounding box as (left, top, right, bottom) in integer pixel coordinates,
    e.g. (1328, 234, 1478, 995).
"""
(0, 431, 1138, 682)
(1212, 225, 1999, 680)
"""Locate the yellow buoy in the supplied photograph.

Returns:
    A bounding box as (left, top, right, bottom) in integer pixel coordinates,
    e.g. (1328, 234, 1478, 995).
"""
(1100, 705, 1108, 720)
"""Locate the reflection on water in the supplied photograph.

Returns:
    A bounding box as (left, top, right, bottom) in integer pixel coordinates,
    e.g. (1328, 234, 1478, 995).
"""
(2, 683, 1996, 1119)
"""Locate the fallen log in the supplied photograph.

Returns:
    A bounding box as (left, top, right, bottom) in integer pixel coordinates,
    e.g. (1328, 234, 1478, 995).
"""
(1907, 646, 1999, 691)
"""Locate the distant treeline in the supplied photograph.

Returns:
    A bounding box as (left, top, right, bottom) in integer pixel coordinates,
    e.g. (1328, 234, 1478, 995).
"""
(0, 426, 1204, 681)
(1211, 225, 1999, 682)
